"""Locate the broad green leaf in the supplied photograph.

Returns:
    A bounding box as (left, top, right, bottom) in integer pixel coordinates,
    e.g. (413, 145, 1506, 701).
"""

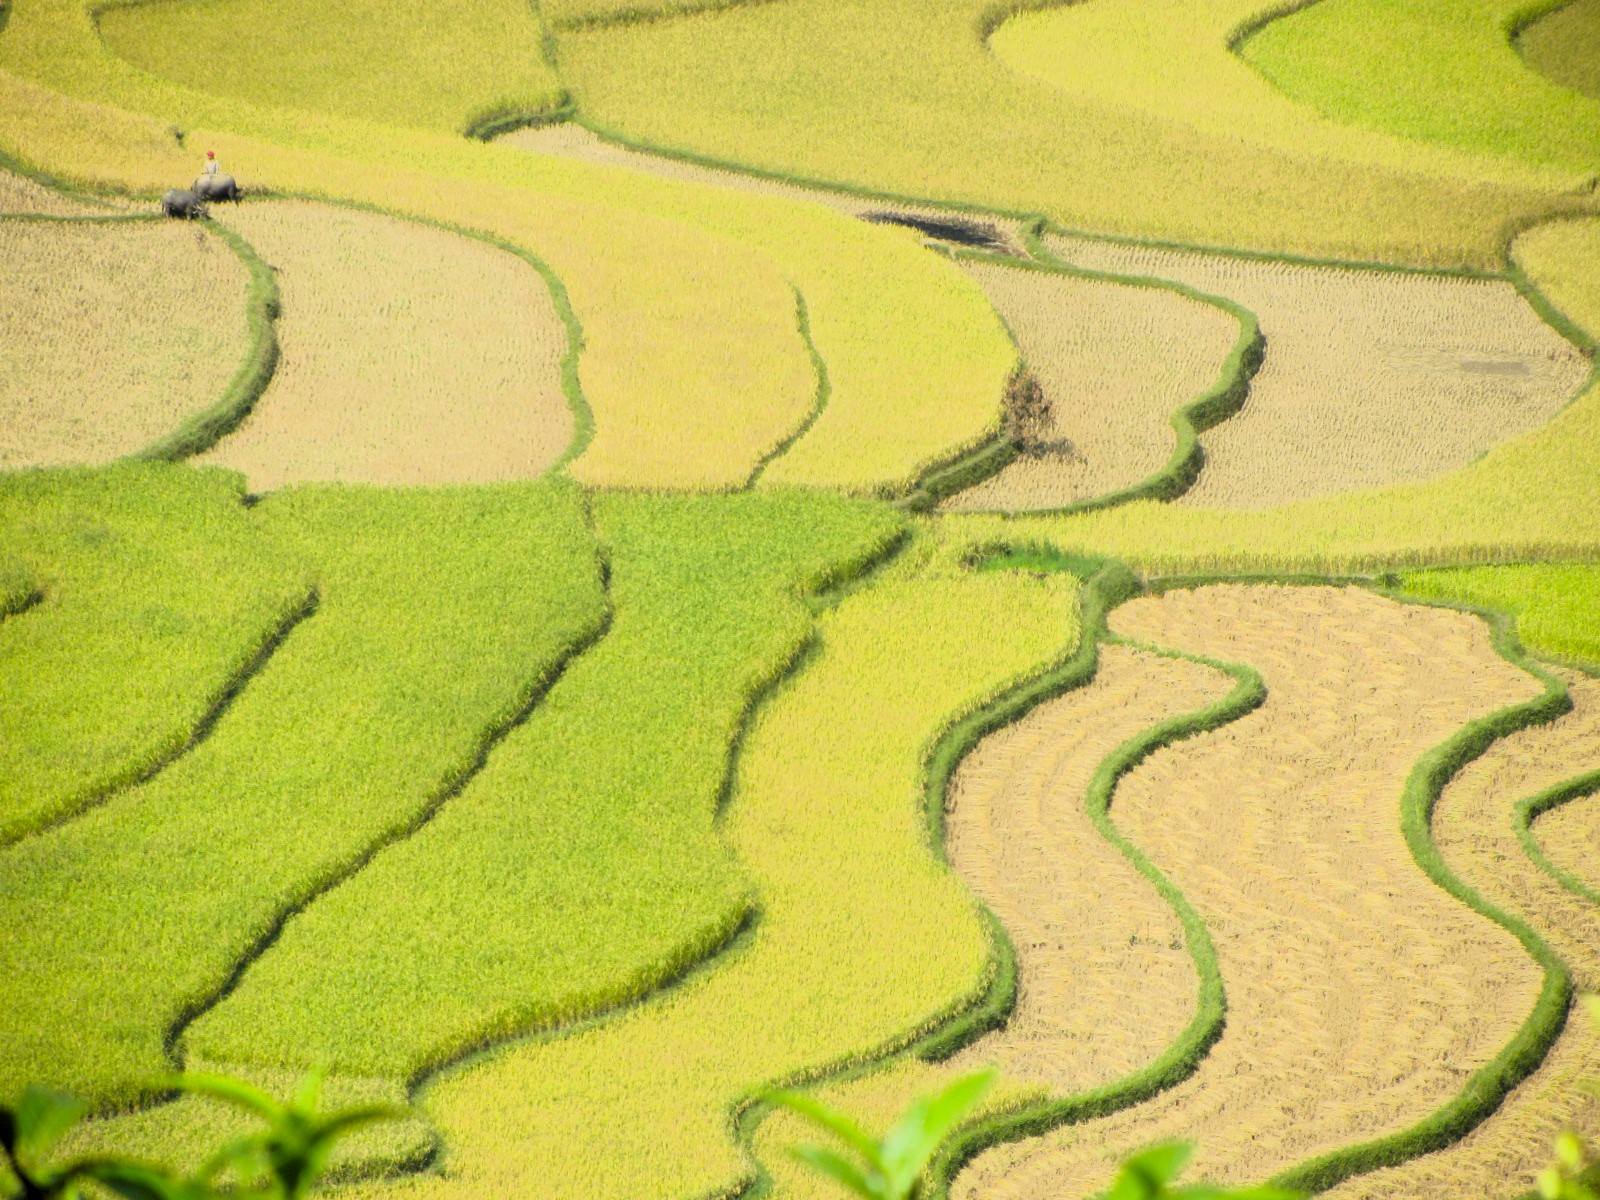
(1121, 1141, 1193, 1189)
(14, 1087, 86, 1167)
(166, 1075, 281, 1123)
(880, 1069, 995, 1193)
(1539, 1165, 1565, 1200)
(1559, 1132, 1587, 1172)
(767, 1091, 883, 1170)
(791, 1145, 880, 1200)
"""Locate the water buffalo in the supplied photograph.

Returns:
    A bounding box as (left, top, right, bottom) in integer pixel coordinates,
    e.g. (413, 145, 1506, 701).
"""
(193, 173, 241, 203)
(161, 189, 208, 220)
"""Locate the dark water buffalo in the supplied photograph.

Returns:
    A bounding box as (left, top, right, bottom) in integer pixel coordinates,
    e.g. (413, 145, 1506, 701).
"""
(193, 173, 240, 203)
(161, 189, 208, 219)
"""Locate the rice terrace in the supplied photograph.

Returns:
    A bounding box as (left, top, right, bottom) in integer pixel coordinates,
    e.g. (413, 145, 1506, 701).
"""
(4, 0, 1600, 1198)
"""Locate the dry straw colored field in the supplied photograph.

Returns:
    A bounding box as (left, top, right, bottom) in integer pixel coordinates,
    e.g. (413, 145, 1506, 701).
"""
(955, 585, 1544, 1198)
(0, 165, 123, 214)
(941, 644, 1229, 1091)
(1043, 233, 1589, 509)
(0, 216, 251, 470)
(940, 261, 1238, 512)
(197, 201, 573, 489)
(1325, 672, 1600, 1198)
(1537, 788, 1600, 898)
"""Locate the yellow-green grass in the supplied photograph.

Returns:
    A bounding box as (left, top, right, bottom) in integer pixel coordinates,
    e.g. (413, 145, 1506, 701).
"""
(1240, 0, 1600, 175)
(1398, 565, 1600, 669)
(1519, 0, 1600, 97)
(96, 0, 564, 135)
(0, 480, 605, 1111)
(0, 215, 253, 470)
(1, 0, 1015, 494)
(182, 490, 905, 1085)
(198, 200, 574, 489)
(555, 0, 1588, 269)
(333, 551, 1078, 1200)
(0, 464, 307, 847)
(941, 216, 1600, 573)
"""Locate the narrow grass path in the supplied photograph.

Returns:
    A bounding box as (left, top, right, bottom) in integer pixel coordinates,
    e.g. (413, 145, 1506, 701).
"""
(1043, 233, 1589, 509)
(954, 585, 1545, 1197)
(1323, 671, 1600, 1197)
(198, 201, 573, 489)
(1536, 784, 1600, 899)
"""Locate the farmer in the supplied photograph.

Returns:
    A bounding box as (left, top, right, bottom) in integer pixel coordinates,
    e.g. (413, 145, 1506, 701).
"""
(201, 150, 219, 178)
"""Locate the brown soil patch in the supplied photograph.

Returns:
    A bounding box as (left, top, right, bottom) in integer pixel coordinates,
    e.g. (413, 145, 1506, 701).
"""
(1538, 781, 1600, 901)
(940, 261, 1237, 512)
(1044, 235, 1589, 509)
(943, 645, 1233, 1088)
(955, 585, 1545, 1197)
(1324, 671, 1600, 1198)
(199, 201, 570, 488)
(501, 123, 1031, 256)
(0, 218, 252, 469)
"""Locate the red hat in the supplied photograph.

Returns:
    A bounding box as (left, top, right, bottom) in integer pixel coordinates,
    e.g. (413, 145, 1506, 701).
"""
(207, 150, 215, 158)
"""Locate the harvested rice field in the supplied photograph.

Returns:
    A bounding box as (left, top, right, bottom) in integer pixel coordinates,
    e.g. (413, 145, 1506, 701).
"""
(198, 201, 573, 489)
(941, 261, 1240, 512)
(0, 216, 252, 469)
(955, 585, 1546, 1196)
(1044, 233, 1590, 508)
(9, 4, 1600, 1200)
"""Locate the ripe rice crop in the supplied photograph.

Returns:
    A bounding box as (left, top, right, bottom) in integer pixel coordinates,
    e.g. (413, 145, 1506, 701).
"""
(1398, 564, 1600, 668)
(1537, 793, 1600, 900)
(197, 201, 573, 489)
(940, 259, 1240, 512)
(956, 585, 1544, 1197)
(1324, 671, 1600, 1197)
(556, 0, 1587, 269)
(0, 216, 253, 470)
(182, 490, 905, 1084)
(1518, 0, 1600, 97)
(0, 0, 1014, 495)
(0, 464, 307, 845)
(1239, 0, 1600, 174)
(330, 557, 1078, 1200)
(0, 164, 121, 214)
(0, 481, 605, 1110)
(96, 0, 565, 135)
(1045, 233, 1589, 509)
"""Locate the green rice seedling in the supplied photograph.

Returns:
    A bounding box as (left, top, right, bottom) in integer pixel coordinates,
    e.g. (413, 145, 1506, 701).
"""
(0, 480, 604, 1111)
(554, 0, 1585, 269)
(1240, 0, 1600, 175)
(0, 464, 308, 845)
(1519, 0, 1600, 97)
(355, 557, 1078, 1200)
(182, 490, 906, 1084)
(1397, 565, 1600, 668)
(95, 0, 565, 136)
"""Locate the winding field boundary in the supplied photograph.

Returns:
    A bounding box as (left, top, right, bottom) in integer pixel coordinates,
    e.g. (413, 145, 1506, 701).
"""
(745, 290, 830, 489)
(1518, 771, 1600, 909)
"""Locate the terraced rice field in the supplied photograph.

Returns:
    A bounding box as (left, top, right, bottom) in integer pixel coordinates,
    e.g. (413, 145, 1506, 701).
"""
(197, 201, 573, 488)
(1044, 234, 1589, 508)
(0, 216, 252, 468)
(955, 585, 1545, 1195)
(8, 3, 1600, 1200)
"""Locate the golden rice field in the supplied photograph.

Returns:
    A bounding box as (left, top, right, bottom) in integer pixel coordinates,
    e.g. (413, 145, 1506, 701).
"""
(197, 200, 573, 489)
(8, 2, 1600, 1200)
(0, 213, 252, 469)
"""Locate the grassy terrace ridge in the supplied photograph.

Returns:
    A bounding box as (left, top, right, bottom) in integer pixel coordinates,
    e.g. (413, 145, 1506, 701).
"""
(1238, 0, 1600, 175)
(556, 0, 1593, 269)
(1399, 565, 1600, 672)
(0, 0, 1016, 496)
(183, 491, 907, 1085)
(0, 478, 606, 1110)
(0, 465, 309, 846)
